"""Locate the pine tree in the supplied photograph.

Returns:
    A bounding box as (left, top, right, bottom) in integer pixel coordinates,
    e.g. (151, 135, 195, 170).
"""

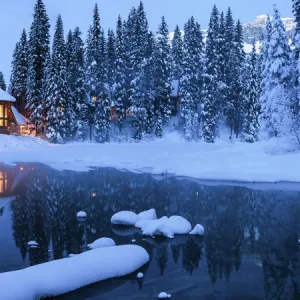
(171, 25, 183, 80)
(202, 5, 220, 143)
(261, 7, 293, 137)
(65, 30, 77, 138)
(180, 17, 204, 140)
(114, 16, 127, 131)
(0, 72, 6, 91)
(107, 29, 116, 102)
(10, 29, 28, 115)
(27, 0, 50, 128)
(242, 43, 260, 142)
(153, 16, 172, 137)
(45, 15, 68, 143)
(72, 27, 89, 141)
(227, 20, 246, 138)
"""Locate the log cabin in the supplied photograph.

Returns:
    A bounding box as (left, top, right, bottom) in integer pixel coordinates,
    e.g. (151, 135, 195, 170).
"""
(0, 88, 33, 135)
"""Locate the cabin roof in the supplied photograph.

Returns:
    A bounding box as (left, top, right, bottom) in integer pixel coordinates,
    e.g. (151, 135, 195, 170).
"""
(0, 88, 16, 102)
(11, 106, 31, 125)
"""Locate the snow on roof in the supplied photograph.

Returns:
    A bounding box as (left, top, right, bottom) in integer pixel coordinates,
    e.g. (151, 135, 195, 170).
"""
(171, 80, 179, 97)
(11, 106, 31, 125)
(0, 88, 16, 102)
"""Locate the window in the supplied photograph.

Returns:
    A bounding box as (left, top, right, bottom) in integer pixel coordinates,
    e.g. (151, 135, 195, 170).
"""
(0, 172, 8, 194)
(0, 104, 8, 127)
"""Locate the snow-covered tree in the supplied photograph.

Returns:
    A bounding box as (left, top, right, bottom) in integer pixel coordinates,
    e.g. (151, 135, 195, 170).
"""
(107, 29, 116, 102)
(260, 7, 293, 137)
(114, 16, 127, 131)
(202, 5, 220, 143)
(10, 29, 28, 115)
(27, 0, 50, 128)
(72, 27, 89, 141)
(171, 25, 183, 81)
(242, 43, 260, 142)
(0, 72, 6, 91)
(45, 15, 68, 143)
(153, 16, 172, 137)
(180, 17, 204, 140)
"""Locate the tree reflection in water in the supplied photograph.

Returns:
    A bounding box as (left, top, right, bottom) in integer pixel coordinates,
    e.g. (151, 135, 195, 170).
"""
(2, 164, 299, 299)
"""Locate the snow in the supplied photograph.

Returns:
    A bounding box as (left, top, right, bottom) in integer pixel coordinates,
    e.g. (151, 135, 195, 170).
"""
(158, 292, 171, 298)
(87, 237, 116, 249)
(138, 208, 157, 220)
(136, 216, 191, 238)
(131, 239, 136, 243)
(189, 224, 205, 236)
(0, 88, 16, 102)
(1, 133, 300, 184)
(137, 272, 144, 279)
(111, 211, 139, 226)
(27, 241, 39, 247)
(76, 211, 87, 218)
(0, 245, 149, 300)
(11, 106, 31, 125)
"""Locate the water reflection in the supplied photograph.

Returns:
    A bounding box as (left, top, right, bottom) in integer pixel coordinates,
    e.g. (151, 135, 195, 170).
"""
(0, 164, 300, 299)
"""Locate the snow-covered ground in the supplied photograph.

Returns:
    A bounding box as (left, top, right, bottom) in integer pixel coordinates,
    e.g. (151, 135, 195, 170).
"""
(0, 133, 299, 183)
(0, 245, 149, 300)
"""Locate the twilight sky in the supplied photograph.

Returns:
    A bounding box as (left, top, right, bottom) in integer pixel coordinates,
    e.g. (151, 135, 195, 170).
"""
(0, 0, 293, 84)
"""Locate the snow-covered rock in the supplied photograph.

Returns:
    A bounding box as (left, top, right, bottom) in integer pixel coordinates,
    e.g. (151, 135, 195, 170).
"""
(142, 222, 175, 239)
(111, 211, 139, 226)
(87, 237, 116, 249)
(137, 272, 144, 279)
(189, 224, 205, 236)
(165, 216, 192, 235)
(0, 245, 149, 300)
(158, 292, 171, 299)
(138, 208, 157, 220)
(77, 211, 87, 218)
(27, 241, 38, 247)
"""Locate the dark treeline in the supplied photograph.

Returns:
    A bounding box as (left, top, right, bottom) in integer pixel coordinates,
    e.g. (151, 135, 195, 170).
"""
(6, 0, 300, 144)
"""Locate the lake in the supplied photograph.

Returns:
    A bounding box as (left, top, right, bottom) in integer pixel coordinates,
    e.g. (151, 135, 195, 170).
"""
(0, 163, 299, 299)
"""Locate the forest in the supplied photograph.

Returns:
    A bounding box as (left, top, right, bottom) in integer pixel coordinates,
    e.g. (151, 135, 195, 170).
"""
(1, 0, 300, 144)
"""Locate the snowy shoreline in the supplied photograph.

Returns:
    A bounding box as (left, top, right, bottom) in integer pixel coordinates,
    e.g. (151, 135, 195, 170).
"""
(0, 134, 300, 185)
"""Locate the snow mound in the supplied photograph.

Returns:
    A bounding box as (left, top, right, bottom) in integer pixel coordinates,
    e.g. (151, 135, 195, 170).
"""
(189, 224, 205, 236)
(136, 216, 191, 238)
(77, 211, 87, 218)
(137, 272, 144, 279)
(27, 241, 38, 247)
(138, 208, 157, 220)
(0, 245, 149, 300)
(87, 237, 116, 249)
(111, 211, 139, 225)
(132, 239, 136, 243)
(165, 216, 192, 235)
(158, 292, 171, 298)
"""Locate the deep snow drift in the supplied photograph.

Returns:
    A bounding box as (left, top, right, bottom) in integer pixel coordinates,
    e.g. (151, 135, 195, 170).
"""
(0, 133, 299, 183)
(0, 245, 149, 300)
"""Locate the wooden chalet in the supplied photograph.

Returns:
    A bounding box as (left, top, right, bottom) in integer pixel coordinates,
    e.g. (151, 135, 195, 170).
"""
(0, 88, 33, 135)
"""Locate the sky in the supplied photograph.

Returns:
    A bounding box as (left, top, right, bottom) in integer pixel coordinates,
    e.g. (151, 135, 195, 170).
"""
(0, 0, 294, 85)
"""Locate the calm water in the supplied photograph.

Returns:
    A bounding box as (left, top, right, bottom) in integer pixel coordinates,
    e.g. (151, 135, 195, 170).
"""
(0, 164, 300, 300)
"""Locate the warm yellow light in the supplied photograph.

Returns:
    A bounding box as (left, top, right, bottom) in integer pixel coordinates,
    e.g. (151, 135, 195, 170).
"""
(92, 96, 97, 102)
(20, 166, 24, 171)
(92, 193, 97, 197)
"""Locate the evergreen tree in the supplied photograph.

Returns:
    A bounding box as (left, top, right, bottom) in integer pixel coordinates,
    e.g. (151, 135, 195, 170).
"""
(72, 27, 89, 141)
(180, 17, 204, 140)
(261, 7, 293, 137)
(242, 43, 260, 143)
(0, 72, 6, 91)
(171, 25, 183, 80)
(10, 29, 28, 115)
(218, 12, 227, 89)
(202, 5, 220, 143)
(27, 0, 50, 128)
(107, 29, 116, 102)
(153, 16, 172, 137)
(65, 30, 77, 138)
(114, 16, 127, 131)
(45, 15, 68, 143)
(227, 20, 246, 138)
